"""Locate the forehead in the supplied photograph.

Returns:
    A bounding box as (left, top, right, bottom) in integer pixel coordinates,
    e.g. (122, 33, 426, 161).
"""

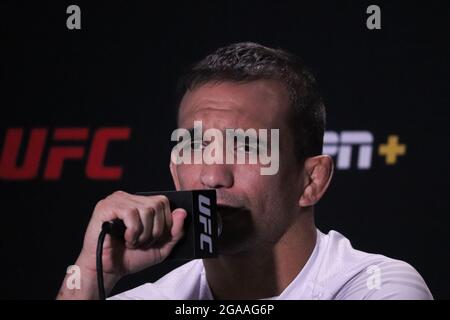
(178, 80, 290, 130)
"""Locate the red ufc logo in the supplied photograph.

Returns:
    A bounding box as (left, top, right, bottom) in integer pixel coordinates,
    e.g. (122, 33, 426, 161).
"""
(0, 127, 131, 180)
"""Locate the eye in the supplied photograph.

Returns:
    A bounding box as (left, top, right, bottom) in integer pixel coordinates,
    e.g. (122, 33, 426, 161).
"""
(236, 143, 257, 153)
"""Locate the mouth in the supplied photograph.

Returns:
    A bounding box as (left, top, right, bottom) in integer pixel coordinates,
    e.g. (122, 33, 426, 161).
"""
(217, 204, 243, 214)
(214, 204, 254, 252)
(216, 204, 250, 222)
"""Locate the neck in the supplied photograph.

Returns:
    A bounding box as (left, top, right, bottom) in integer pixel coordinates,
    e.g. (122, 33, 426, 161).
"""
(203, 209, 317, 299)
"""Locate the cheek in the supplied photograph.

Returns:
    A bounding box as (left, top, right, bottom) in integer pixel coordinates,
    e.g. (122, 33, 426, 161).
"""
(175, 164, 203, 189)
(236, 164, 295, 212)
(233, 164, 262, 183)
(233, 165, 278, 202)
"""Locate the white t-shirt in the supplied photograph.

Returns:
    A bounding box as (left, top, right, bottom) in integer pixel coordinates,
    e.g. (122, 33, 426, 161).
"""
(110, 229, 433, 300)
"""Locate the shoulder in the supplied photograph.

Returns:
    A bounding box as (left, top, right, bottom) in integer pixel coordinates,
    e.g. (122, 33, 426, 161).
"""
(109, 260, 204, 300)
(336, 258, 433, 299)
(314, 230, 433, 300)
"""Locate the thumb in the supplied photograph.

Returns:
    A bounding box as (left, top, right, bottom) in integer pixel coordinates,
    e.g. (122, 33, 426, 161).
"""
(170, 208, 187, 242)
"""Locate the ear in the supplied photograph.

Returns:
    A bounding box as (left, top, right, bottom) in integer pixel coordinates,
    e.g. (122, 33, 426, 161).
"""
(299, 155, 334, 207)
(169, 158, 181, 191)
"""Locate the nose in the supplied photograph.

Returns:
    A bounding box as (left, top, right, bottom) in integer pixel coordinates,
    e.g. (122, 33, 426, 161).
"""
(200, 163, 234, 189)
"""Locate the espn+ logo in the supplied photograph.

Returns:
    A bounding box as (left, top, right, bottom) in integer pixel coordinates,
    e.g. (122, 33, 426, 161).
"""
(323, 131, 406, 169)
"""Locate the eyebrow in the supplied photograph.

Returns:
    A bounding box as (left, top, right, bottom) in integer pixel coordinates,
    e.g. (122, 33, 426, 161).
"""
(185, 127, 268, 146)
(187, 128, 196, 137)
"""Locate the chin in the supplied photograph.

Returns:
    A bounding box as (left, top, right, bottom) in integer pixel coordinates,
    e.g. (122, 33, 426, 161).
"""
(216, 235, 263, 256)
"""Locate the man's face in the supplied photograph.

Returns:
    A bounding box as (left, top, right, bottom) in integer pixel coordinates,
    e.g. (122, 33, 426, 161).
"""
(172, 80, 305, 254)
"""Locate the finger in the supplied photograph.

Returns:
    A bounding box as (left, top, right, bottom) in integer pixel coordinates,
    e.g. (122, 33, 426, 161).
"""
(137, 207, 154, 245)
(113, 207, 143, 248)
(137, 195, 169, 245)
(159, 208, 187, 258)
(159, 196, 173, 234)
(151, 198, 166, 242)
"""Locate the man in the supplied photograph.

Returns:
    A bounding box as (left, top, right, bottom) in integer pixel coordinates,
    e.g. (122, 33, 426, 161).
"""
(57, 42, 432, 300)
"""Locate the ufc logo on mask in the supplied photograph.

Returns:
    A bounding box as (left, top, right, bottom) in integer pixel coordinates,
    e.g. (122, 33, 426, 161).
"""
(198, 194, 213, 253)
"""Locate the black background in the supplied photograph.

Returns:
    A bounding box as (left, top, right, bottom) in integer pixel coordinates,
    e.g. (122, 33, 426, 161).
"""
(1, 1, 449, 299)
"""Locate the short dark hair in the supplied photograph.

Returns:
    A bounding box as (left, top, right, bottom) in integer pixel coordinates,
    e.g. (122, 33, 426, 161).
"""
(176, 42, 326, 160)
